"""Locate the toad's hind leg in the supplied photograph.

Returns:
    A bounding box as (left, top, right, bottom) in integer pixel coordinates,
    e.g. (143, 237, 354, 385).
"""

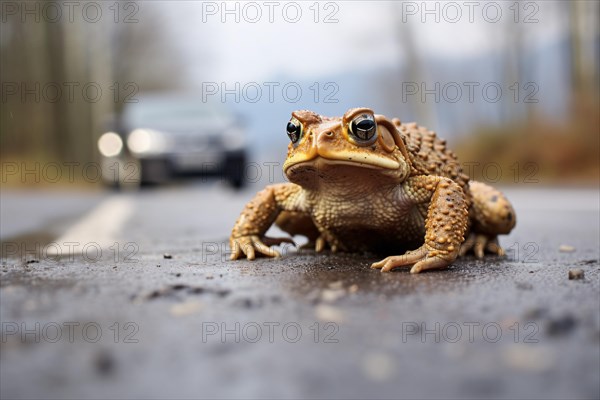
(275, 211, 323, 250)
(460, 181, 516, 258)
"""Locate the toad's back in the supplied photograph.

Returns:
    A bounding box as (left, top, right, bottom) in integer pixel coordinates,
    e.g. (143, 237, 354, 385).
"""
(396, 120, 471, 203)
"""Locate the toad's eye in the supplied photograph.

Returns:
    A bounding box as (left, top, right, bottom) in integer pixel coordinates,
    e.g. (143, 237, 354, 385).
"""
(286, 120, 302, 144)
(349, 114, 377, 142)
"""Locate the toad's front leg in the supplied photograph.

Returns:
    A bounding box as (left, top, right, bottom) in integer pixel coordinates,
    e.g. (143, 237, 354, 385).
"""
(371, 176, 468, 273)
(230, 183, 303, 260)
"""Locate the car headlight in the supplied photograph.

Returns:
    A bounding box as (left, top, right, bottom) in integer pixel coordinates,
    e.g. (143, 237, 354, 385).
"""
(127, 129, 167, 155)
(98, 132, 123, 157)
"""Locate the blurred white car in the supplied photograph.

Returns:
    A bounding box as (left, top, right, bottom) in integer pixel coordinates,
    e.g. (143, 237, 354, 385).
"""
(97, 94, 247, 189)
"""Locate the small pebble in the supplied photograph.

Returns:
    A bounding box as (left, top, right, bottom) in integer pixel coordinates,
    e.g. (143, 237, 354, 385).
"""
(559, 245, 575, 253)
(568, 269, 584, 280)
(163, 253, 172, 259)
(348, 284, 359, 293)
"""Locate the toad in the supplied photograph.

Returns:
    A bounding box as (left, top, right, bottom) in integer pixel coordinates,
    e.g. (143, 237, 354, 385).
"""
(229, 108, 516, 273)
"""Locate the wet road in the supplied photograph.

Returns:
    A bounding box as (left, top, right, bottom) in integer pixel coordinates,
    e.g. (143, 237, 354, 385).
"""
(1, 183, 599, 399)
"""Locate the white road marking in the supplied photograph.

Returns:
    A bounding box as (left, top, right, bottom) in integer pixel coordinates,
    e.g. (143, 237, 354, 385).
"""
(46, 196, 134, 256)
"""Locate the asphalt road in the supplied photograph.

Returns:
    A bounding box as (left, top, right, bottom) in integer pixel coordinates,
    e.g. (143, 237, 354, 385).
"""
(1, 182, 599, 399)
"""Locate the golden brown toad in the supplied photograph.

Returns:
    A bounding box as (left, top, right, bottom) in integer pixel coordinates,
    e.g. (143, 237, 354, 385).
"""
(230, 108, 516, 273)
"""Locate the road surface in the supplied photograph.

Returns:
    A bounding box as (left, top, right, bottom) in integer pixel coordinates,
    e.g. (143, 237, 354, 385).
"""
(1, 182, 599, 399)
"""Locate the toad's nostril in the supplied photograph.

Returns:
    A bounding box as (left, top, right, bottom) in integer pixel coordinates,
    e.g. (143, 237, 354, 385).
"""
(317, 131, 334, 144)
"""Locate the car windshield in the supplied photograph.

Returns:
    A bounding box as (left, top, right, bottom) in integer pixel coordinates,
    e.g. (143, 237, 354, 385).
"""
(123, 95, 231, 129)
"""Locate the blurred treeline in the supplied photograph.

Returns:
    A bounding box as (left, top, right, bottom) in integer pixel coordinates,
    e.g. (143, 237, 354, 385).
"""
(0, 2, 183, 166)
(453, 1, 599, 185)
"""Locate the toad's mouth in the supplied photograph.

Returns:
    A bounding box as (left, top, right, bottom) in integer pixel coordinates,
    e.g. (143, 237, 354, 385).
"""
(283, 151, 400, 175)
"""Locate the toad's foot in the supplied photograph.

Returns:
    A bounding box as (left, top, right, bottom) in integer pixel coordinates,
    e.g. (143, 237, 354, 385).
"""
(230, 236, 294, 260)
(458, 233, 505, 259)
(299, 234, 340, 253)
(371, 245, 456, 274)
(372, 176, 467, 274)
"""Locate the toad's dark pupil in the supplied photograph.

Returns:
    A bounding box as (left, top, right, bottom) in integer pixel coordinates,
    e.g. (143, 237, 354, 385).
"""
(286, 122, 298, 134)
(351, 116, 376, 140)
(356, 119, 374, 131)
(287, 122, 300, 142)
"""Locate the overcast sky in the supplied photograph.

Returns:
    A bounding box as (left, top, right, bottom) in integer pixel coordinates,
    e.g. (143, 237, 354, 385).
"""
(153, 1, 568, 84)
